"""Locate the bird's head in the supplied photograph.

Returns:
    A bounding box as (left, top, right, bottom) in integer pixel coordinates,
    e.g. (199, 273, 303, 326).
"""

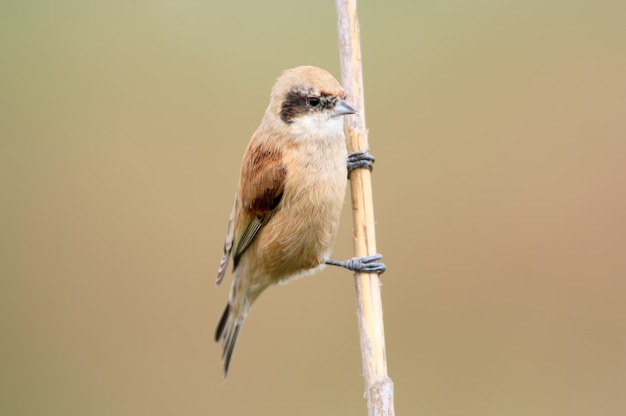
(265, 66, 357, 140)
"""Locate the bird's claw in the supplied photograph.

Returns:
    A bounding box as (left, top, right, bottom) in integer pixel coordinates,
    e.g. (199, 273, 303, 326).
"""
(326, 254, 386, 274)
(347, 149, 375, 175)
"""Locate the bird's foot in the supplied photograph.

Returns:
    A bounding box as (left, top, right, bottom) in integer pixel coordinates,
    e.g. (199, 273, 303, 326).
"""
(347, 149, 375, 175)
(326, 254, 386, 274)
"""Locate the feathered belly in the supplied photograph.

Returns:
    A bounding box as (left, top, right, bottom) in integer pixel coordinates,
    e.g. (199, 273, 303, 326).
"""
(255, 163, 347, 280)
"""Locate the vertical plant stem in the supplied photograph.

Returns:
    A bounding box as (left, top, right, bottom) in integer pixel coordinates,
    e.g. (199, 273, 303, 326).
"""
(335, 1, 395, 415)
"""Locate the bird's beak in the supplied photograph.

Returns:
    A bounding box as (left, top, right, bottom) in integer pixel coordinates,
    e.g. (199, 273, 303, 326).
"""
(333, 100, 357, 117)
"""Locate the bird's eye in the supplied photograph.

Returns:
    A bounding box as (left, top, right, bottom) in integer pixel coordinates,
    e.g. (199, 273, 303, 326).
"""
(307, 96, 320, 107)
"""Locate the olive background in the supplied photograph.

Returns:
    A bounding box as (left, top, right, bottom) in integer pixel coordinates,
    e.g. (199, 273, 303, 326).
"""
(2, 1, 625, 415)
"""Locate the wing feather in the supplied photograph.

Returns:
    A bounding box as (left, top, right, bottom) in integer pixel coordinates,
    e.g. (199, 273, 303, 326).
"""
(216, 133, 286, 283)
(216, 197, 237, 285)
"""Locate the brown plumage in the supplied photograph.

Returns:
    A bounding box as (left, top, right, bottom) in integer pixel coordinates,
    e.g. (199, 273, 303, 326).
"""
(215, 66, 356, 376)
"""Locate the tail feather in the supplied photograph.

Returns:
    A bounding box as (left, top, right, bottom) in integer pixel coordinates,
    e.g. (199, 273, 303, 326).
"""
(223, 323, 241, 375)
(215, 302, 244, 377)
(215, 303, 230, 342)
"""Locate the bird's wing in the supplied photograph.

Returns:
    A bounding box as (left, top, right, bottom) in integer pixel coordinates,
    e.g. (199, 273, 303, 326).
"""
(216, 196, 237, 285)
(216, 136, 286, 284)
(234, 140, 287, 266)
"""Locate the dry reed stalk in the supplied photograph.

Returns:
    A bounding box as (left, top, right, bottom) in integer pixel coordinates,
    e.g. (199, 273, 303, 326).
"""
(335, 1, 395, 415)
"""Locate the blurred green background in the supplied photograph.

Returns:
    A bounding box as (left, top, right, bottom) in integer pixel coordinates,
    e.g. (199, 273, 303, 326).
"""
(2, 1, 625, 415)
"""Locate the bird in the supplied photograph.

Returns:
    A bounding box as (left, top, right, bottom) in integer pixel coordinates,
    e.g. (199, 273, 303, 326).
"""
(215, 66, 384, 377)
